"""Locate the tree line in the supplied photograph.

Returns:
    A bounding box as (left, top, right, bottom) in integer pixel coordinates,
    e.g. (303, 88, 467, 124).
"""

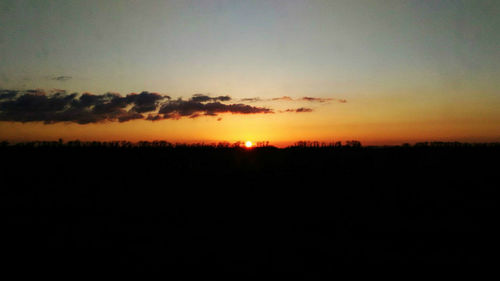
(2, 139, 500, 149)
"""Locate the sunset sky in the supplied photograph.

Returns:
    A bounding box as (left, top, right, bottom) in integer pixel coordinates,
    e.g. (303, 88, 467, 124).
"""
(1, 0, 499, 146)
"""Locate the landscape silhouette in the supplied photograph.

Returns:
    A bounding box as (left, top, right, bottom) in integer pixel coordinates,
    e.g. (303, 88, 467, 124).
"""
(2, 140, 498, 272)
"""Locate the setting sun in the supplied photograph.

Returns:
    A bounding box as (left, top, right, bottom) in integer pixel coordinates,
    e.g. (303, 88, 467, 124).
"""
(245, 141, 253, 148)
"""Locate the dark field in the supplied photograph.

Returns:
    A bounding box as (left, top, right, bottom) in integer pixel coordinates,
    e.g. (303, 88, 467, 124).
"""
(1, 142, 498, 272)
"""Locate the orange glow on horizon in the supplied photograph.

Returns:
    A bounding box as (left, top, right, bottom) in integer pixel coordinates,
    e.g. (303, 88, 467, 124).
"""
(245, 141, 253, 148)
(1, 94, 500, 149)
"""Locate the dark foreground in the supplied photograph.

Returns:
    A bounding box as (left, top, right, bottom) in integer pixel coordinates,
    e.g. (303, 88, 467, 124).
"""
(1, 143, 498, 273)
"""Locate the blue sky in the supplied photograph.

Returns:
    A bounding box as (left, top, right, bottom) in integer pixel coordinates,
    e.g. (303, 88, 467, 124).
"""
(1, 0, 498, 98)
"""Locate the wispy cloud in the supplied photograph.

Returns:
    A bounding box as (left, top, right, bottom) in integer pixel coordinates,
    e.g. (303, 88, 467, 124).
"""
(283, 107, 313, 113)
(51, 76, 72, 82)
(241, 96, 347, 103)
(301, 97, 347, 103)
(240, 97, 262, 103)
(300, 97, 332, 103)
(271, 96, 294, 101)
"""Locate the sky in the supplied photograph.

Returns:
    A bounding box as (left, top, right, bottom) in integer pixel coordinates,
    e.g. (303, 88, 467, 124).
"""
(1, 0, 499, 146)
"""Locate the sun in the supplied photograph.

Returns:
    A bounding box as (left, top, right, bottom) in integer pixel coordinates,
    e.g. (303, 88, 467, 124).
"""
(245, 141, 253, 148)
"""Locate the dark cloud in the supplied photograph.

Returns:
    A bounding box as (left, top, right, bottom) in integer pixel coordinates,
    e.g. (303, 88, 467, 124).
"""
(0, 90, 19, 100)
(117, 112, 144, 122)
(284, 107, 313, 113)
(240, 97, 262, 102)
(191, 94, 231, 103)
(145, 113, 163, 121)
(126, 91, 167, 113)
(0, 90, 168, 124)
(158, 99, 272, 120)
(0, 90, 272, 123)
(51, 76, 72, 81)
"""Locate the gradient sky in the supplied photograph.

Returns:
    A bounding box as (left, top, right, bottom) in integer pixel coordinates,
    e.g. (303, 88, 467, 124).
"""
(1, 0, 499, 146)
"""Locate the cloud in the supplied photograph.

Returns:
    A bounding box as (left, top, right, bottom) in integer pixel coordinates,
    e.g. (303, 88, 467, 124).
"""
(272, 96, 294, 101)
(190, 94, 231, 103)
(240, 97, 262, 103)
(242, 96, 347, 103)
(283, 107, 313, 113)
(0, 90, 19, 100)
(51, 76, 72, 81)
(300, 97, 333, 103)
(0, 90, 272, 124)
(301, 97, 347, 103)
(126, 91, 168, 113)
(0, 90, 168, 124)
(157, 99, 272, 120)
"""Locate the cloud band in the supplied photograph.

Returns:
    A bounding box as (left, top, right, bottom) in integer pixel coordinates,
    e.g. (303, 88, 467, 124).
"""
(0, 90, 273, 124)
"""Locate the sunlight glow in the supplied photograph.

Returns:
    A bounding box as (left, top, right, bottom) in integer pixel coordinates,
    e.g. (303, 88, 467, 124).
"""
(245, 141, 253, 148)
